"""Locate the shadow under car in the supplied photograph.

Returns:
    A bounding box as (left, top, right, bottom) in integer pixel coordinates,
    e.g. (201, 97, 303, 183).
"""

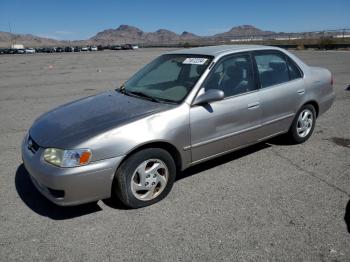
(16, 142, 271, 218)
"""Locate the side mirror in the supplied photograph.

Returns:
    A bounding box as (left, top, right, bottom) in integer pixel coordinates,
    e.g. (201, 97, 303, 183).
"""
(193, 89, 224, 105)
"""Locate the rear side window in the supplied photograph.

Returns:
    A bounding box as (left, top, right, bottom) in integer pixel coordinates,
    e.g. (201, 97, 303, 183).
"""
(287, 57, 302, 80)
(254, 53, 289, 88)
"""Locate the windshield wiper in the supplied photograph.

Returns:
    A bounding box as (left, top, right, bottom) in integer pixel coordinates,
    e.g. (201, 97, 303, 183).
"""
(115, 85, 125, 93)
(117, 88, 178, 104)
(153, 97, 178, 104)
(128, 91, 160, 103)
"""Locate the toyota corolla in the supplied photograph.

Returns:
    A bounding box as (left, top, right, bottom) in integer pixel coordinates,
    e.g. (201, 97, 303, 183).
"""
(22, 45, 334, 208)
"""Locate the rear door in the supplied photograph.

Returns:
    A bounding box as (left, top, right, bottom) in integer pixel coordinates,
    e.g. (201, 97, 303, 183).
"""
(252, 51, 305, 139)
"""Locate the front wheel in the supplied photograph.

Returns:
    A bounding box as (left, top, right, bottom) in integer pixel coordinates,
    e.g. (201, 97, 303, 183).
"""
(113, 148, 176, 208)
(287, 104, 316, 144)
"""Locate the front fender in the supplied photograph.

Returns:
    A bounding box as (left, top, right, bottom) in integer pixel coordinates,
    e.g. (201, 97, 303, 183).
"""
(78, 103, 192, 169)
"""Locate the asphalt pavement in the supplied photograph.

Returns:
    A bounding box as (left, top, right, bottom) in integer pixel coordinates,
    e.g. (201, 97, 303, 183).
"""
(0, 49, 349, 261)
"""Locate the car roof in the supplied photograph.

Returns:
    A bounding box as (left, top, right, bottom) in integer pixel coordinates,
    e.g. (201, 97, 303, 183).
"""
(166, 45, 282, 58)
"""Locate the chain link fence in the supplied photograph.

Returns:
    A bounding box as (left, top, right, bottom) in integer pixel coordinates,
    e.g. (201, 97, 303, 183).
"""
(217, 28, 350, 43)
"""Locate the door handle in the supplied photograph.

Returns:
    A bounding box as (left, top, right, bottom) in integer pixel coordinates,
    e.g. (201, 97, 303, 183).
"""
(248, 102, 260, 110)
(297, 89, 305, 95)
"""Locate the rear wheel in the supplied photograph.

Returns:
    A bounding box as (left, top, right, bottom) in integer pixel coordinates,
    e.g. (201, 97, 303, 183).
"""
(287, 104, 316, 144)
(114, 148, 176, 208)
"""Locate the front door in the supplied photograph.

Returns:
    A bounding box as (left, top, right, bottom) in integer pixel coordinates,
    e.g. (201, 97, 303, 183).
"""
(189, 53, 262, 163)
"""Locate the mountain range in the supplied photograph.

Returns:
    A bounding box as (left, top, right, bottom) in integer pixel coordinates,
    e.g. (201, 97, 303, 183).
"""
(0, 24, 296, 47)
(90, 24, 274, 44)
(0, 31, 62, 47)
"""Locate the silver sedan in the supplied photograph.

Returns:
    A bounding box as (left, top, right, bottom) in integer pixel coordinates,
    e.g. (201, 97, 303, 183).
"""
(22, 45, 335, 208)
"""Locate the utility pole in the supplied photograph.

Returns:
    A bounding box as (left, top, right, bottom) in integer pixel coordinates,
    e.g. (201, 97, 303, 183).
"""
(9, 22, 13, 47)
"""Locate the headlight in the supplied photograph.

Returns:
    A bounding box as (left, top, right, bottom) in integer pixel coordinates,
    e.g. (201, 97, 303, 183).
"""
(43, 148, 92, 167)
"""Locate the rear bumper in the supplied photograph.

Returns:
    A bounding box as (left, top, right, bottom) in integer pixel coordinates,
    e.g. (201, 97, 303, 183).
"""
(21, 137, 124, 206)
(319, 91, 335, 116)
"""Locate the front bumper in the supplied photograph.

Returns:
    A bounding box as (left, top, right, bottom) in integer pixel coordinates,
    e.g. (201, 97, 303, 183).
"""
(21, 137, 124, 206)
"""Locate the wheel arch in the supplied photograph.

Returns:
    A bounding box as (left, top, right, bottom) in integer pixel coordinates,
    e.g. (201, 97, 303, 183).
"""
(118, 141, 182, 175)
(303, 100, 319, 117)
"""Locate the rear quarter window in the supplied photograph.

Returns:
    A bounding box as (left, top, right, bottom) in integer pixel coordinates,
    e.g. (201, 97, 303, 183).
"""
(287, 57, 303, 80)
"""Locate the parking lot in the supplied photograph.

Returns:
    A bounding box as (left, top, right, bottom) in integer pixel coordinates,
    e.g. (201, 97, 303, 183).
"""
(0, 48, 349, 261)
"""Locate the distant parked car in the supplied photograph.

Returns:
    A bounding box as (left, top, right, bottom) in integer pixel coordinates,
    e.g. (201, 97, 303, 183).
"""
(43, 47, 55, 53)
(8, 49, 17, 54)
(111, 45, 122, 50)
(74, 46, 81, 52)
(56, 47, 64, 53)
(121, 44, 132, 50)
(81, 46, 89, 51)
(24, 48, 36, 54)
(131, 45, 139, 50)
(35, 48, 44, 53)
(22, 45, 334, 208)
(16, 49, 25, 54)
(64, 46, 74, 52)
(89, 46, 98, 51)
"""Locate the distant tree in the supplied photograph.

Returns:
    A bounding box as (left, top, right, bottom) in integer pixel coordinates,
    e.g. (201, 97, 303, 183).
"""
(296, 43, 305, 50)
(318, 37, 335, 50)
(183, 42, 190, 48)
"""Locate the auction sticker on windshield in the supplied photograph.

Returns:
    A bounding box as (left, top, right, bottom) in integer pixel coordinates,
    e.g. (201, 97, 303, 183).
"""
(183, 58, 208, 65)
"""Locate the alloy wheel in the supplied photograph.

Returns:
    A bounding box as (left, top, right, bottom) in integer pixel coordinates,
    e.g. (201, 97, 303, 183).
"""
(130, 159, 169, 201)
(296, 109, 313, 138)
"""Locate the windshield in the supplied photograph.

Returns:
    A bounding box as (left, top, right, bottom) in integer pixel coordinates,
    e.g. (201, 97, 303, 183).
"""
(122, 54, 213, 103)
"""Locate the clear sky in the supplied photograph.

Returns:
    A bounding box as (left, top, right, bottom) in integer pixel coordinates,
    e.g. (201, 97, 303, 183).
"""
(0, 0, 349, 40)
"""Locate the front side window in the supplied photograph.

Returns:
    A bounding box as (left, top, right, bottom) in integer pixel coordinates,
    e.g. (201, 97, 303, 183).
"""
(123, 54, 212, 103)
(254, 53, 289, 88)
(203, 54, 257, 97)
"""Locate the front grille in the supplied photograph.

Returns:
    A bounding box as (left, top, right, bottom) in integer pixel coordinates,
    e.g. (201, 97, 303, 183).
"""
(27, 135, 40, 153)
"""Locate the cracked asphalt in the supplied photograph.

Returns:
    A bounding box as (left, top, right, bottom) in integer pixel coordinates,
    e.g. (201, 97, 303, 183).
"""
(0, 49, 349, 261)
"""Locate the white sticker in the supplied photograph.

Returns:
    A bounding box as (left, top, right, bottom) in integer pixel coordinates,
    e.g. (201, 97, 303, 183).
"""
(183, 58, 208, 65)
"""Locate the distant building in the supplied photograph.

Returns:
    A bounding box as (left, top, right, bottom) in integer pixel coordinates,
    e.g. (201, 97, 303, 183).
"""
(11, 44, 24, 49)
(274, 37, 302, 41)
(230, 37, 263, 42)
(334, 34, 350, 38)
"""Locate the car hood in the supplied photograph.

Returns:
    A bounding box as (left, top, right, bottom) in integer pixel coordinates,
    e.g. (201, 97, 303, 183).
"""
(29, 90, 173, 148)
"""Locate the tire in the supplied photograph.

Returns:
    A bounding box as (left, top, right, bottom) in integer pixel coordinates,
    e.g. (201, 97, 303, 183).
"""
(113, 148, 176, 208)
(287, 104, 316, 144)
